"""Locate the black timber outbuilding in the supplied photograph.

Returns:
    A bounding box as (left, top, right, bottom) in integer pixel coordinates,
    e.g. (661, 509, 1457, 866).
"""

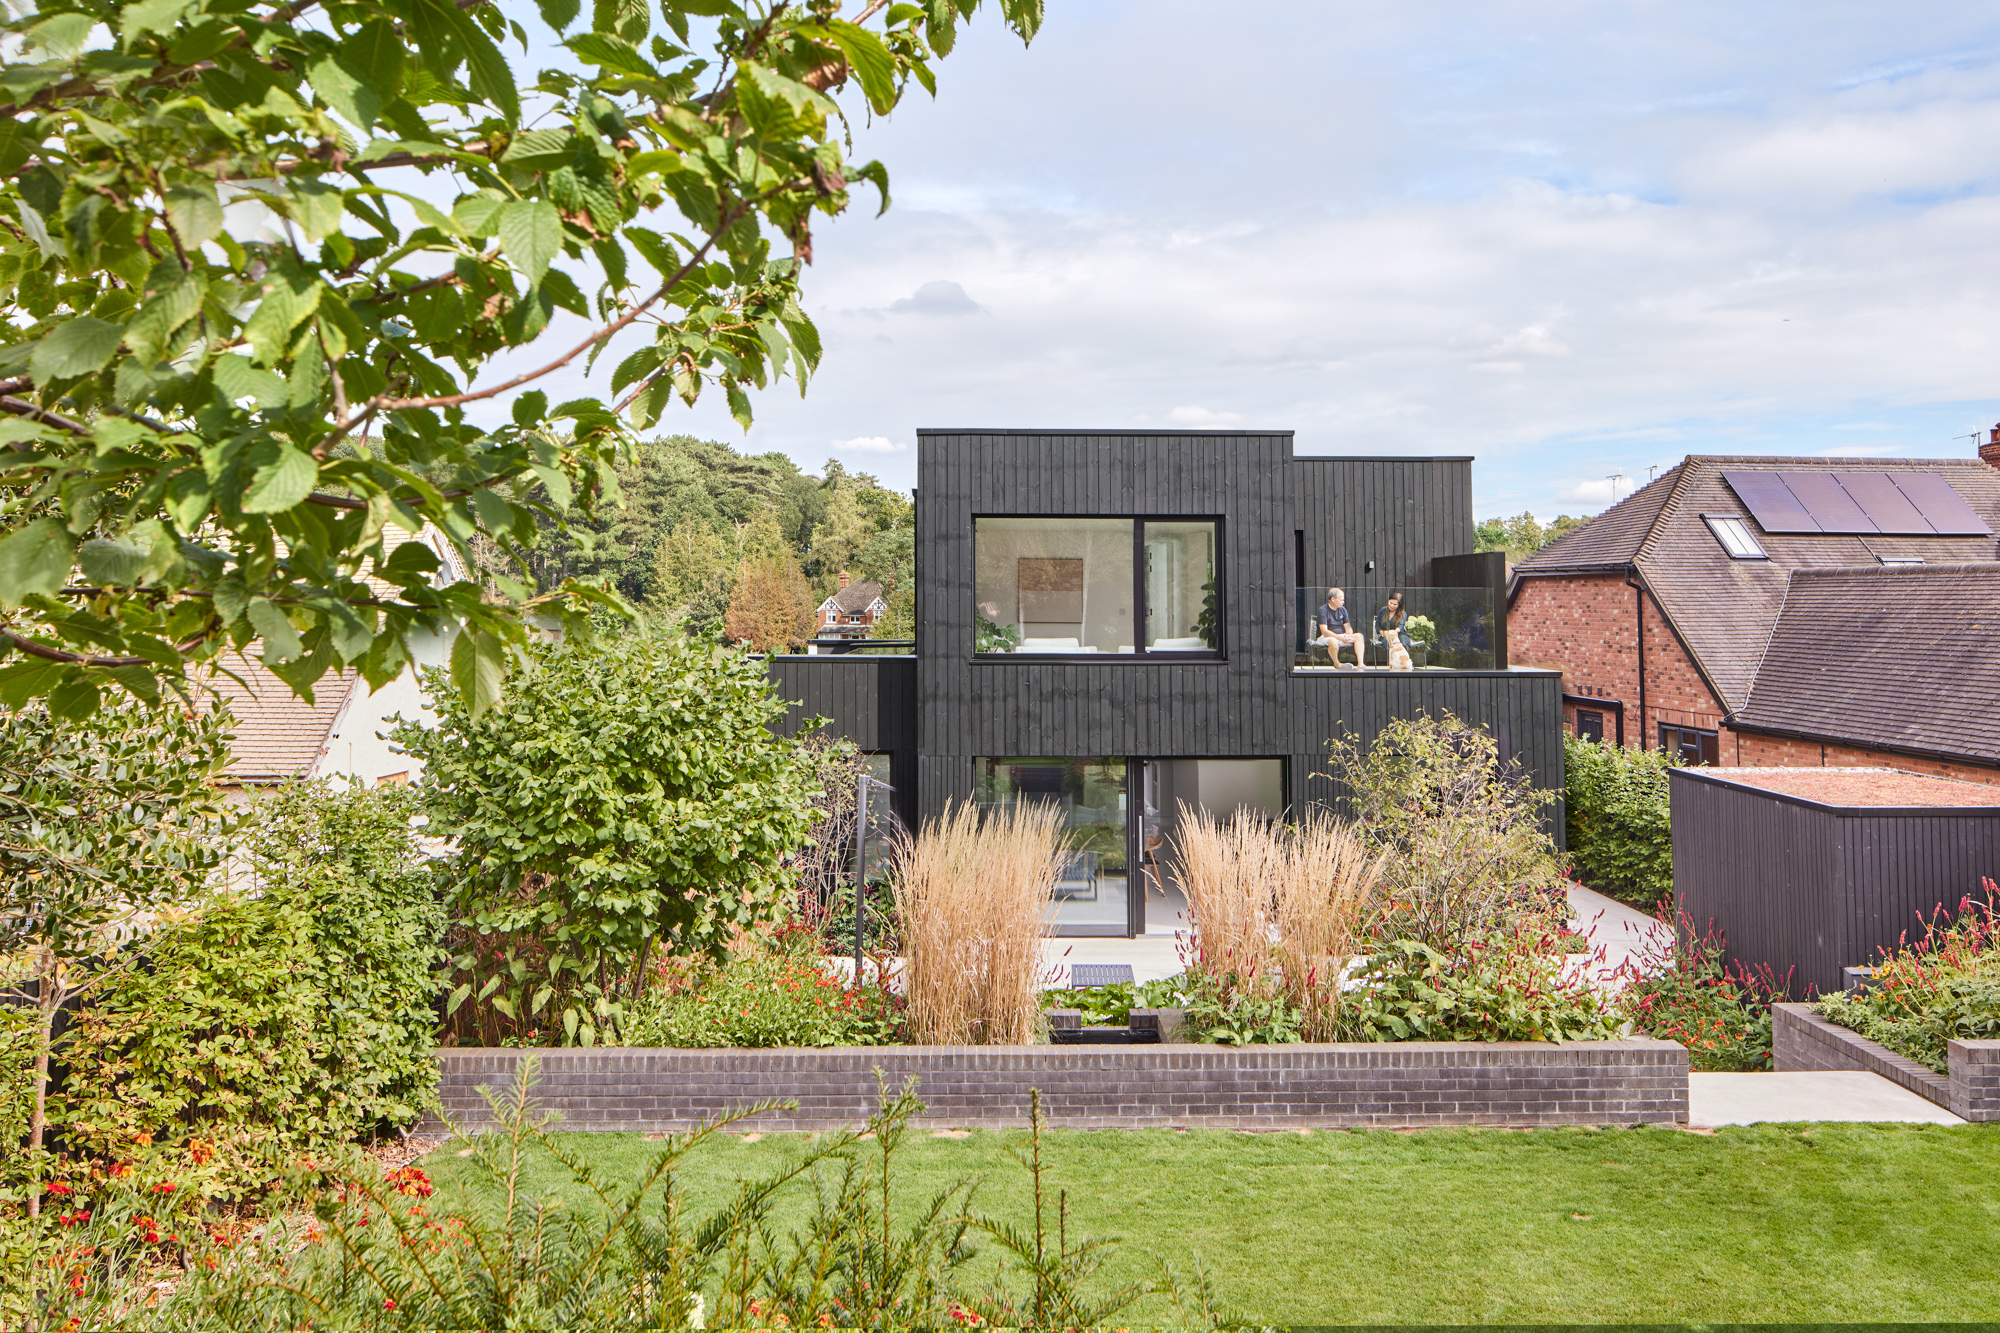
(1670, 766, 2000, 996)
(768, 429, 1563, 935)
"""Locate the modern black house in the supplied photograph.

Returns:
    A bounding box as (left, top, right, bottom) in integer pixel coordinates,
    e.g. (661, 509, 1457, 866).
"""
(769, 429, 1563, 937)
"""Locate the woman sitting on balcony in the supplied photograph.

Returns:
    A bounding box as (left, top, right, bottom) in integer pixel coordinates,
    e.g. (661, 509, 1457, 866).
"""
(1373, 591, 1415, 672)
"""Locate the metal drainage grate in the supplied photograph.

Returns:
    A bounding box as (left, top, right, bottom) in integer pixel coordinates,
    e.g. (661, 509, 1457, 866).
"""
(1069, 964, 1135, 988)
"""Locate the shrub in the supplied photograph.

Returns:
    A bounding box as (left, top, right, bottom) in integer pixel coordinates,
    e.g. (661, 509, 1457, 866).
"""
(622, 947, 902, 1048)
(1813, 889, 2000, 1074)
(54, 782, 445, 1164)
(1617, 915, 1786, 1071)
(1338, 926, 1629, 1044)
(895, 801, 1062, 1045)
(1327, 712, 1570, 952)
(1563, 735, 1676, 908)
(396, 628, 820, 1047)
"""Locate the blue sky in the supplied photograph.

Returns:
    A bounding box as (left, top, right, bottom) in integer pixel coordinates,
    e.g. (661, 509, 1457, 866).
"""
(532, 1, 2000, 519)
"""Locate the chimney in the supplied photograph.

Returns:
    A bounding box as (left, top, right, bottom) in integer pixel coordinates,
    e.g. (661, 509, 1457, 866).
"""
(837, 569, 852, 590)
(1983, 423, 2000, 470)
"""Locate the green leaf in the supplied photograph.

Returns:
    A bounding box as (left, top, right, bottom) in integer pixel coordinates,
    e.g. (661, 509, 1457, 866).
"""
(453, 8, 521, 127)
(452, 193, 506, 237)
(512, 389, 548, 427)
(289, 181, 346, 242)
(212, 354, 290, 410)
(0, 658, 66, 709)
(0, 518, 74, 608)
(248, 597, 303, 663)
(165, 184, 224, 249)
(529, 462, 572, 511)
(308, 55, 383, 132)
(77, 536, 150, 586)
(239, 446, 319, 514)
(118, 0, 196, 43)
(243, 272, 323, 366)
(29, 317, 125, 383)
(450, 623, 507, 719)
(538, 0, 581, 30)
(497, 200, 561, 285)
(566, 32, 659, 79)
(498, 127, 574, 169)
(164, 469, 211, 530)
(825, 20, 899, 114)
(346, 20, 407, 103)
(0, 119, 32, 177)
(26, 13, 96, 59)
(47, 674, 100, 720)
(592, 0, 649, 43)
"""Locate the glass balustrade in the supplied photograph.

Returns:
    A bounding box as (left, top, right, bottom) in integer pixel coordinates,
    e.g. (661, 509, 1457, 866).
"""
(1295, 586, 1499, 671)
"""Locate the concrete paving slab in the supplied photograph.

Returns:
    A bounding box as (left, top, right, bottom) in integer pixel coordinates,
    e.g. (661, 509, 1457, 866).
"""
(1689, 1071, 1966, 1126)
(1038, 934, 1188, 984)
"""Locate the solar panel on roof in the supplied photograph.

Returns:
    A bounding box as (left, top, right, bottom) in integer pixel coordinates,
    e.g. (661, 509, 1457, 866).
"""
(1835, 472, 1932, 534)
(1722, 471, 1820, 532)
(1780, 472, 1877, 533)
(1887, 472, 1993, 537)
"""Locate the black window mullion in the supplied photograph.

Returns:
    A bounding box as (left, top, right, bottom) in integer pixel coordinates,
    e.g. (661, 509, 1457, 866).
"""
(1137, 520, 1149, 655)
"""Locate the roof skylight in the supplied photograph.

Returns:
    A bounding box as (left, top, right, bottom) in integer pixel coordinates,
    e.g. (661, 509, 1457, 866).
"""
(1703, 514, 1767, 560)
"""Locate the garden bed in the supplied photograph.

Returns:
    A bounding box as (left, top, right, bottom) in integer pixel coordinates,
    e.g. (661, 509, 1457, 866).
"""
(428, 1039, 1689, 1133)
(1772, 1003, 2000, 1121)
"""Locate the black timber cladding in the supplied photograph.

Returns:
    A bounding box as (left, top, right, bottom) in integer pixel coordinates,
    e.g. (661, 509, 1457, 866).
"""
(1670, 768, 2000, 996)
(1292, 455, 1476, 590)
(765, 655, 916, 750)
(917, 431, 1294, 772)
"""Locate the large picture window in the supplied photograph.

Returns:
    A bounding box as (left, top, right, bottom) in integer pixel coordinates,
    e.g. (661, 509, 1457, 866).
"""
(973, 518, 1221, 655)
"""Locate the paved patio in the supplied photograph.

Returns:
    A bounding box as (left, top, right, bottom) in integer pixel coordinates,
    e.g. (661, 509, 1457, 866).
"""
(1690, 1071, 1965, 1126)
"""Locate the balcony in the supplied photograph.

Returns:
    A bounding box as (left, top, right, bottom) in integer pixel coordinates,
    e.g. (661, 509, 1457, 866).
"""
(1294, 585, 1500, 671)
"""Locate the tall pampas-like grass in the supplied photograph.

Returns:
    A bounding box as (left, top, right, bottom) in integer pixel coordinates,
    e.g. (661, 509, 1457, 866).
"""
(1173, 805, 1385, 1041)
(894, 801, 1064, 1045)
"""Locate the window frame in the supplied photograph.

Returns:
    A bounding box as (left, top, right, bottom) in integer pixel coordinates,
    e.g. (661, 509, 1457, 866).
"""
(971, 515, 1226, 661)
(1701, 513, 1768, 560)
(1658, 722, 1719, 766)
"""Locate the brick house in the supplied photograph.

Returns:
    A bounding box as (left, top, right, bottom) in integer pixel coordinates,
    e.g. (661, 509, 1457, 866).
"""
(814, 570, 887, 639)
(1508, 446, 2000, 784)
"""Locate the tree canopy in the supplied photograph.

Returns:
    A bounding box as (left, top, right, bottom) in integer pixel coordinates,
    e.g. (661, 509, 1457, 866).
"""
(0, 0, 1038, 719)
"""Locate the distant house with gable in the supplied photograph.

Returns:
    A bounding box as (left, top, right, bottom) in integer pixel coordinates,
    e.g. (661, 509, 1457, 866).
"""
(814, 570, 887, 640)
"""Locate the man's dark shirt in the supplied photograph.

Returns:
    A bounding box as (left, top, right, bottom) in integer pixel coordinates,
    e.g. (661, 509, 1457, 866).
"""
(1313, 603, 1352, 636)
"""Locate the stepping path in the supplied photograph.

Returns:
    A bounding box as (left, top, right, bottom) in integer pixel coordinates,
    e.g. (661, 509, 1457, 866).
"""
(1690, 1071, 1966, 1126)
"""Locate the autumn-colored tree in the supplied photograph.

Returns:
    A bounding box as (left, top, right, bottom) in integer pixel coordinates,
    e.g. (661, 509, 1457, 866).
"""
(726, 554, 816, 652)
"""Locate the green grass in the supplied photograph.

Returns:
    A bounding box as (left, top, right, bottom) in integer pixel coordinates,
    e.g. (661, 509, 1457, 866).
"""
(422, 1119, 2000, 1325)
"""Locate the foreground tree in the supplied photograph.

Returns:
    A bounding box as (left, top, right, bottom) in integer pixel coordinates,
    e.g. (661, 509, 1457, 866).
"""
(0, 0, 1044, 719)
(395, 629, 818, 1044)
(0, 697, 229, 1207)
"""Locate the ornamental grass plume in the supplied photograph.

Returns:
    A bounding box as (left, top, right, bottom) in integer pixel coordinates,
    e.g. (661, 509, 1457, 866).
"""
(1174, 806, 1384, 1039)
(895, 802, 1062, 1044)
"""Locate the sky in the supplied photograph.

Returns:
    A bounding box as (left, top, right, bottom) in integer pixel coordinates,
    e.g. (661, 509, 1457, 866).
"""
(520, 0, 2000, 520)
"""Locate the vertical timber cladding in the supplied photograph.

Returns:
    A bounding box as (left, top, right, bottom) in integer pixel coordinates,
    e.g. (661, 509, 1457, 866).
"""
(1293, 456, 1476, 589)
(917, 430, 1296, 810)
(764, 656, 919, 826)
(1670, 768, 2000, 996)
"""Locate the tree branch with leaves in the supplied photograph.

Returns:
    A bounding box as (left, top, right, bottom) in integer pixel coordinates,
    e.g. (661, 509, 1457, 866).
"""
(0, 0, 1044, 720)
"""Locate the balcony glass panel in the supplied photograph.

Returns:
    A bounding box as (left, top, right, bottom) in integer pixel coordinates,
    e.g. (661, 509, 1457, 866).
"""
(973, 757, 1128, 933)
(974, 518, 1133, 654)
(1295, 585, 1498, 670)
(1144, 520, 1220, 651)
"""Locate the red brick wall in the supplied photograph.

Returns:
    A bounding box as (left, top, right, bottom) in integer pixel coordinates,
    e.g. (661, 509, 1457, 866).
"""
(1512, 571, 2000, 784)
(1733, 732, 2000, 787)
(1509, 573, 1730, 759)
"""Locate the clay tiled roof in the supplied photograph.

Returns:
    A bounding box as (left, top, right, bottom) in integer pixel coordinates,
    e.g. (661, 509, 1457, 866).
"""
(829, 580, 884, 613)
(1737, 563, 2000, 766)
(1513, 456, 2000, 711)
(205, 655, 359, 783)
(1512, 465, 1683, 573)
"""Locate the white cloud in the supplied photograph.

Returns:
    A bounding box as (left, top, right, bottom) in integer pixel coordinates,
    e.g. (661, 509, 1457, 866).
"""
(1166, 405, 1244, 426)
(886, 279, 984, 316)
(1557, 477, 1634, 505)
(833, 436, 906, 454)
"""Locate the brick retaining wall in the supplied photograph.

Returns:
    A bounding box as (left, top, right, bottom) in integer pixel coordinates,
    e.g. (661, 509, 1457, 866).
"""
(1774, 1003, 2000, 1122)
(429, 1040, 1688, 1133)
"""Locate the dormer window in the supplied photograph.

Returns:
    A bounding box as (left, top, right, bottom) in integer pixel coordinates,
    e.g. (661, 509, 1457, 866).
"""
(1703, 514, 1767, 560)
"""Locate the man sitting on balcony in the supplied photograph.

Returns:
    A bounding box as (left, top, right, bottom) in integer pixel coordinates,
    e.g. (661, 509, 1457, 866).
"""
(1311, 587, 1366, 669)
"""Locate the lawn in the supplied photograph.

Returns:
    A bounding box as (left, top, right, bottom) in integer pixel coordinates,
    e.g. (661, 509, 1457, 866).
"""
(422, 1119, 2000, 1325)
